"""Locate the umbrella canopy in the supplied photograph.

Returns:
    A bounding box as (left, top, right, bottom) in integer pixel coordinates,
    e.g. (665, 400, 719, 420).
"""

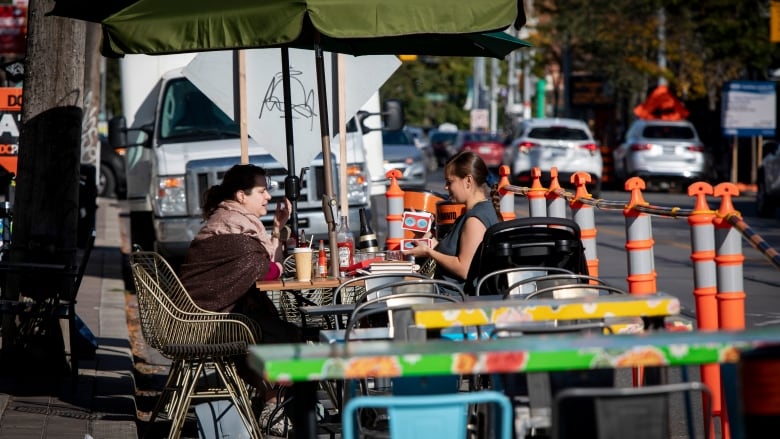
(51, 0, 528, 57)
(48, 0, 530, 284)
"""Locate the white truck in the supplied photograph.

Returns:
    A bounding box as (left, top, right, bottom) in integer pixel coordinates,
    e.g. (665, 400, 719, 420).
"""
(109, 54, 398, 263)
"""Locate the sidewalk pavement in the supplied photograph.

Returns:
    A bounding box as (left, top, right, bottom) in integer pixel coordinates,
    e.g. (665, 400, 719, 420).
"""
(0, 197, 138, 438)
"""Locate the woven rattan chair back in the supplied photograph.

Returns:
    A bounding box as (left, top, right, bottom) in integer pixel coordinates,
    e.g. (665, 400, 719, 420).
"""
(129, 251, 262, 439)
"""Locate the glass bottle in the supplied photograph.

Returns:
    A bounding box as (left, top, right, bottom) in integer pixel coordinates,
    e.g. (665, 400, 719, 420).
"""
(336, 215, 354, 277)
(285, 230, 298, 255)
(317, 239, 328, 278)
(357, 207, 380, 253)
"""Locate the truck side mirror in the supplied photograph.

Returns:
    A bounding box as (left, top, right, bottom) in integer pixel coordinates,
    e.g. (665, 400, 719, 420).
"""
(108, 116, 128, 148)
(382, 99, 404, 131)
(357, 110, 374, 134)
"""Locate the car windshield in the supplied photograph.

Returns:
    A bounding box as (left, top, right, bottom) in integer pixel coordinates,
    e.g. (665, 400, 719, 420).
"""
(159, 79, 240, 141)
(382, 130, 414, 145)
(528, 126, 589, 140)
(641, 125, 696, 139)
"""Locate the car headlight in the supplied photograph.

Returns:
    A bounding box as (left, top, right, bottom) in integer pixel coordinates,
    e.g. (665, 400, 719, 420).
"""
(346, 164, 368, 204)
(154, 176, 187, 216)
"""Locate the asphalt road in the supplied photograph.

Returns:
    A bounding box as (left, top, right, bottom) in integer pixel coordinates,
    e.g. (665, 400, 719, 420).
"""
(404, 168, 780, 329)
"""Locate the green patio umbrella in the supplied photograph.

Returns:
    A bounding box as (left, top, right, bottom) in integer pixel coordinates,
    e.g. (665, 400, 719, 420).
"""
(49, 0, 530, 281)
(50, 0, 527, 57)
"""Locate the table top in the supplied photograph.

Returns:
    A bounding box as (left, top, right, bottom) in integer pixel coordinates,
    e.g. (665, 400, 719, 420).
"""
(248, 326, 780, 383)
(319, 327, 392, 343)
(256, 276, 341, 291)
(411, 293, 680, 329)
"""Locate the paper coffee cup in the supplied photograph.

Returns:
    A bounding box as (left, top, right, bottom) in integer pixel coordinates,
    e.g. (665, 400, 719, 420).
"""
(293, 247, 313, 282)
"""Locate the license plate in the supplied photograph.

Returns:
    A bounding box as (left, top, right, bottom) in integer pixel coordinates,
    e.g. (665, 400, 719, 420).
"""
(479, 146, 492, 154)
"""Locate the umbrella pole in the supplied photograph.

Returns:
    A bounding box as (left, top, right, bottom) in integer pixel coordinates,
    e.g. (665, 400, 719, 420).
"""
(314, 41, 340, 277)
(233, 49, 249, 165)
(281, 48, 300, 237)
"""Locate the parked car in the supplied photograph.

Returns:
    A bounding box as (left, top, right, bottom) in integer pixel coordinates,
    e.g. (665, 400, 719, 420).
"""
(99, 134, 127, 198)
(506, 118, 602, 195)
(613, 119, 711, 191)
(757, 139, 780, 218)
(454, 131, 505, 171)
(428, 128, 459, 167)
(382, 129, 427, 189)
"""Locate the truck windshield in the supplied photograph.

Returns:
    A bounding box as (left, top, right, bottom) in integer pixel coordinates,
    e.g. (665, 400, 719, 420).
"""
(159, 79, 240, 142)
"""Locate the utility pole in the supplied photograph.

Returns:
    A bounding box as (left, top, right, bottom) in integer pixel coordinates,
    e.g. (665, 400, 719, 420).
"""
(490, 58, 499, 132)
(657, 7, 667, 86)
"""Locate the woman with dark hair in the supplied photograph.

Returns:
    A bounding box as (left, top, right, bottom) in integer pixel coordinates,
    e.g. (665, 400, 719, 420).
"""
(402, 151, 501, 292)
(179, 164, 297, 434)
(180, 163, 291, 314)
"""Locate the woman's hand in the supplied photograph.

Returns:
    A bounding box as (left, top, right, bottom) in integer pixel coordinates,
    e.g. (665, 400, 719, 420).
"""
(273, 198, 292, 229)
(402, 238, 434, 258)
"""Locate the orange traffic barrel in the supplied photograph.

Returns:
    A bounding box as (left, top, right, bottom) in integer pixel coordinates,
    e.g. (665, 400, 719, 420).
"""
(436, 200, 466, 239)
(740, 345, 780, 436)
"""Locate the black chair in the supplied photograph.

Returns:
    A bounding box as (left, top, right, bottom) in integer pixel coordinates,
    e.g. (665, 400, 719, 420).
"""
(469, 217, 589, 296)
(0, 229, 96, 379)
(552, 382, 712, 439)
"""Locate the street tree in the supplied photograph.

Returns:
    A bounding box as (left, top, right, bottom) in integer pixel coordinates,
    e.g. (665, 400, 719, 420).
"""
(3, 0, 86, 346)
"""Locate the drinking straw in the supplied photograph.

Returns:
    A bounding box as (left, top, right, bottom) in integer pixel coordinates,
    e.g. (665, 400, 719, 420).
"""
(309, 235, 314, 248)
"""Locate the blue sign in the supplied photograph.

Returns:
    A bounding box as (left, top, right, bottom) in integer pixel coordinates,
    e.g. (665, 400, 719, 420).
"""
(721, 81, 776, 138)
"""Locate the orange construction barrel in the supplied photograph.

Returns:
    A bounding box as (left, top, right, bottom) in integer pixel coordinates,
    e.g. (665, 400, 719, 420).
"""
(435, 200, 466, 239)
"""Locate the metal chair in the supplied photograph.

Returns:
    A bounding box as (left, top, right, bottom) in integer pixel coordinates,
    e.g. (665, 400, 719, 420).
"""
(342, 390, 514, 439)
(0, 229, 96, 379)
(344, 278, 465, 341)
(331, 272, 430, 329)
(552, 382, 712, 439)
(524, 282, 627, 301)
(130, 251, 262, 439)
(474, 266, 577, 297)
(471, 217, 590, 296)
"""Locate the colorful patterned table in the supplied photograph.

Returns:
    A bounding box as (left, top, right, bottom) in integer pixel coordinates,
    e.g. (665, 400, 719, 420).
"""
(248, 327, 780, 439)
(410, 293, 681, 329)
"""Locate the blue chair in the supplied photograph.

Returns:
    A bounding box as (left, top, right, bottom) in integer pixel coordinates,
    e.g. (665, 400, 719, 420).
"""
(342, 390, 513, 439)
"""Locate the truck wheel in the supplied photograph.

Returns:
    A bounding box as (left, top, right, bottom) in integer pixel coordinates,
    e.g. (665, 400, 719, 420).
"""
(99, 163, 116, 198)
(130, 211, 156, 252)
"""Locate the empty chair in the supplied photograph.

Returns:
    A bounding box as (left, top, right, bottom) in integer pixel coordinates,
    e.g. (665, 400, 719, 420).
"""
(470, 217, 589, 296)
(342, 390, 513, 439)
(331, 272, 430, 329)
(552, 382, 712, 439)
(474, 266, 577, 297)
(345, 278, 466, 342)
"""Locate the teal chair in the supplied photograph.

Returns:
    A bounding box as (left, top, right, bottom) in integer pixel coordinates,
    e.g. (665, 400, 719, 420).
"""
(342, 390, 513, 439)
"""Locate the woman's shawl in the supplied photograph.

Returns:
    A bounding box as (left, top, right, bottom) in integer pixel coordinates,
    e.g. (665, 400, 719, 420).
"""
(180, 234, 271, 312)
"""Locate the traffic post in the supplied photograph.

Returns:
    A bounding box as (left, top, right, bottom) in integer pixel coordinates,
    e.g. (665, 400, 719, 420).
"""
(571, 171, 598, 279)
(545, 167, 566, 219)
(527, 167, 547, 217)
(497, 165, 515, 221)
(687, 181, 721, 437)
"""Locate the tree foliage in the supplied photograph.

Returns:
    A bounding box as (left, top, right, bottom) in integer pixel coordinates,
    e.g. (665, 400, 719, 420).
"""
(380, 57, 474, 129)
(378, 0, 780, 129)
(535, 0, 779, 109)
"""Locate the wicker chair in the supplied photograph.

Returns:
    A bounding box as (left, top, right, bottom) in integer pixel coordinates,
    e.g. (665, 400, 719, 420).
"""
(130, 251, 263, 439)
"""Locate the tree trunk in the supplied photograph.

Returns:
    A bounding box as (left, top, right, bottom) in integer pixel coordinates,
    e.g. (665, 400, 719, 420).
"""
(15, 0, 85, 257)
(1, 0, 86, 354)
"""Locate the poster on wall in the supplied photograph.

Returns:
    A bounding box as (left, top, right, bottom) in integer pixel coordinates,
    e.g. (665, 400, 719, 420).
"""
(0, 87, 21, 175)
